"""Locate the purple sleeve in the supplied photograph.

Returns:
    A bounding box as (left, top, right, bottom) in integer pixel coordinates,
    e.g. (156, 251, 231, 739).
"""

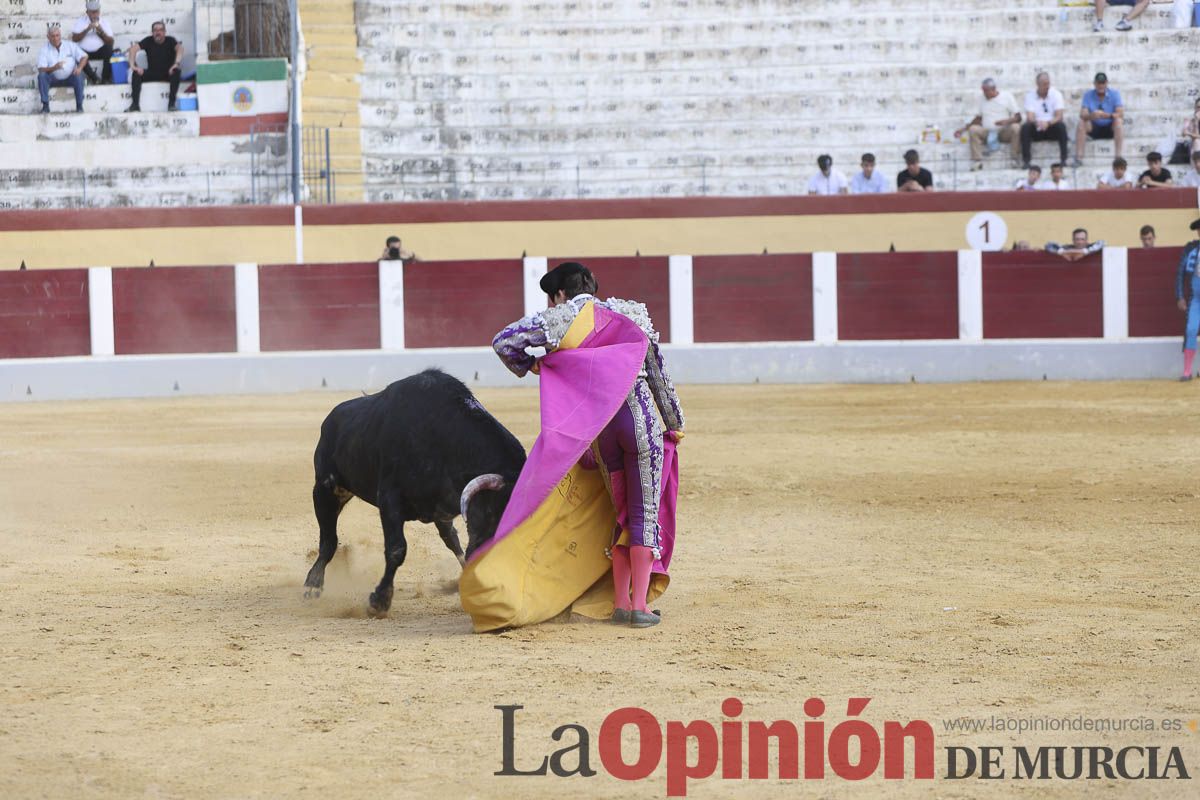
(645, 337, 685, 432)
(492, 314, 549, 377)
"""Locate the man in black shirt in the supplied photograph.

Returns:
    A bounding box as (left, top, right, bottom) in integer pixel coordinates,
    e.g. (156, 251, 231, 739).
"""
(126, 21, 183, 112)
(1138, 151, 1174, 189)
(897, 149, 935, 192)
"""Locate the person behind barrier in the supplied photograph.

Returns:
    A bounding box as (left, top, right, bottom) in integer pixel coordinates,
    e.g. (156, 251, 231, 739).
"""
(126, 21, 183, 112)
(379, 235, 416, 262)
(1140, 225, 1156, 248)
(1045, 228, 1104, 262)
(1174, 218, 1200, 381)
(71, 0, 114, 85)
(492, 261, 685, 629)
(36, 24, 88, 114)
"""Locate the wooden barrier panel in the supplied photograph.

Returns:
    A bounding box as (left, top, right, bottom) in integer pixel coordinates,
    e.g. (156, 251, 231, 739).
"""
(1128, 246, 1183, 338)
(982, 251, 1103, 338)
(692, 253, 812, 342)
(0, 269, 90, 358)
(837, 252, 958, 340)
(403, 259, 524, 349)
(112, 266, 236, 355)
(259, 263, 380, 351)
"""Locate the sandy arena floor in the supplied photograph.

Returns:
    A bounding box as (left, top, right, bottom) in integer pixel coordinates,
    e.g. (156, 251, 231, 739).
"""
(1, 381, 1198, 798)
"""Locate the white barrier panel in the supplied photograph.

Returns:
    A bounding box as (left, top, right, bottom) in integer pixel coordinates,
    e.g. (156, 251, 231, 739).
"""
(812, 251, 838, 343)
(956, 249, 983, 341)
(293, 205, 304, 263)
(1102, 247, 1129, 340)
(522, 256, 548, 317)
(378, 259, 406, 350)
(87, 267, 114, 356)
(668, 254, 694, 345)
(234, 262, 260, 353)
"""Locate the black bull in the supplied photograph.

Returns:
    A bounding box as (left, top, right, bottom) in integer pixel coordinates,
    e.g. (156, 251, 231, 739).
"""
(303, 369, 526, 615)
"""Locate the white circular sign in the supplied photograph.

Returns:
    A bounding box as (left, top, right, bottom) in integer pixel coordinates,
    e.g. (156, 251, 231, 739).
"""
(965, 211, 1008, 252)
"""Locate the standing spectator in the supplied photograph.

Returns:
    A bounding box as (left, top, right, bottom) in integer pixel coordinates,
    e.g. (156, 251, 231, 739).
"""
(850, 153, 887, 194)
(952, 77, 1021, 171)
(896, 149, 934, 192)
(1014, 165, 1042, 191)
(1073, 72, 1123, 166)
(71, 1, 114, 84)
(1177, 151, 1200, 188)
(1046, 228, 1104, 261)
(1138, 152, 1173, 189)
(126, 21, 184, 112)
(1096, 157, 1134, 189)
(1020, 72, 1068, 169)
(1093, 0, 1150, 32)
(806, 154, 847, 195)
(36, 25, 88, 114)
(1175, 218, 1200, 380)
(1140, 225, 1156, 248)
(1043, 163, 1072, 191)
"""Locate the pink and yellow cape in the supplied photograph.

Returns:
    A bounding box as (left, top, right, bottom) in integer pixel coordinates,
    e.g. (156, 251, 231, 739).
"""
(460, 302, 679, 632)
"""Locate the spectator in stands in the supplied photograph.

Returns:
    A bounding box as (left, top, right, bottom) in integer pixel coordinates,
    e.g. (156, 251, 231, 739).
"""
(1096, 156, 1134, 189)
(1046, 228, 1104, 261)
(1180, 98, 1200, 158)
(380, 235, 416, 262)
(896, 149, 933, 192)
(126, 22, 184, 113)
(1044, 163, 1072, 191)
(1020, 72, 1068, 169)
(850, 153, 887, 194)
(71, 1, 114, 85)
(1073, 72, 1123, 166)
(1138, 152, 1173, 189)
(36, 24, 88, 114)
(1093, 0, 1150, 32)
(1177, 151, 1200, 188)
(807, 154, 848, 195)
(952, 77, 1021, 171)
(1140, 225, 1156, 248)
(1014, 165, 1042, 191)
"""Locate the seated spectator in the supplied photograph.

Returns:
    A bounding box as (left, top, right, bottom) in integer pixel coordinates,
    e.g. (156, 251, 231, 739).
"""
(1177, 151, 1200, 188)
(126, 21, 184, 112)
(1073, 72, 1123, 166)
(71, 1, 114, 84)
(1180, 98, 1200, 159)
(952, 77, 1021, 171)
(806, 154, 848, 195)
(850, 153, 887, 194)
(1096, 156, 1134, 189)
(1140, 225, 1156, 248)
(1093, 0, 1150, 32)
(1046, 228, 1105, 262)
(1021, 72, 1068, 169)
(1138, 152, 1173, 189)
(1014, 165, 1042, 191)
(36, 25, 87, 114)
(380, 235, 416, 262)
(896, 149, 934, 192)
(1043, 162, 1072, 191)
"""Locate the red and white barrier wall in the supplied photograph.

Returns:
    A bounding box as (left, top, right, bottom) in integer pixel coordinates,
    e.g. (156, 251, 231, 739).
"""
(0, 247, 1185, 401)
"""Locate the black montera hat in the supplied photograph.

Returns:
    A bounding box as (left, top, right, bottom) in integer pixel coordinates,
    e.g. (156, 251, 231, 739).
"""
(539, 261, 593, 295)
(1190, 218, 1200, 232)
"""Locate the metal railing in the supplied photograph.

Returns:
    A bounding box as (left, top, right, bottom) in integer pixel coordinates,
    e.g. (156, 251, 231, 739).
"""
(203, 0, 290, 61)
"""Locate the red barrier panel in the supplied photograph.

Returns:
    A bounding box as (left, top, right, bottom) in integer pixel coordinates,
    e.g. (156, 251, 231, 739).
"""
(403, 259, 524, 348)
(551, 256, 671, 342)
(259, 262, 380, 351)
(112, 266, 236, 354)
(982, 251, 1103, 338)
(1128, 246, 1183, 338)
(838, 252, 958, 340)
(0, 269, 90, 358)
(693, 254, 812, 342)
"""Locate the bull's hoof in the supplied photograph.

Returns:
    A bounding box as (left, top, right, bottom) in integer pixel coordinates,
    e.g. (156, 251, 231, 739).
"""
(367, 589, 392, 617)
(304, 586, 322, 600)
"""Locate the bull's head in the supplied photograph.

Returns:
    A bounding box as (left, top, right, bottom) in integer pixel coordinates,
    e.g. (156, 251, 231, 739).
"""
(460, 474, 515, 560)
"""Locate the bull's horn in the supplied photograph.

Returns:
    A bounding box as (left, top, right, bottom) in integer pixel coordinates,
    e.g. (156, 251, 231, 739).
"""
(460, 473, 506, 519)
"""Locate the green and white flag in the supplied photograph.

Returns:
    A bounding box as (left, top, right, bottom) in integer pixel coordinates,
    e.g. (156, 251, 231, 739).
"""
(197, 59, 288, 135)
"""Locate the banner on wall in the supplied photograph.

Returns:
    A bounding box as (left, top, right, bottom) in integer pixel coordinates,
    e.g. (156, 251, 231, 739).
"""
(196, 59, 289, 135)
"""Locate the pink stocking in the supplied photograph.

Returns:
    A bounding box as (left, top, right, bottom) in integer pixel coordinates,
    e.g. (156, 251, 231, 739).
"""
(1185, 349, 1196, 377)
(611, 545, 632, 611)
(630, 545, 655, 613)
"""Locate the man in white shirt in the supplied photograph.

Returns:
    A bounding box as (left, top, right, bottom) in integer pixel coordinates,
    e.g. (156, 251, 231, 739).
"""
(849, 152, 888, 194)
(806, 154, 847, 195)
(1014, 165, 1042, 191)
(1042, 162, 1072, 191)
(1020, 72, 1068, 169)
(953, 77, 1022, 170)
(1096, 156, 1135, 190)
(36, 24, 88, 113)
(1178, 151, 1200, 188)
(71, 0, 115, 84)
